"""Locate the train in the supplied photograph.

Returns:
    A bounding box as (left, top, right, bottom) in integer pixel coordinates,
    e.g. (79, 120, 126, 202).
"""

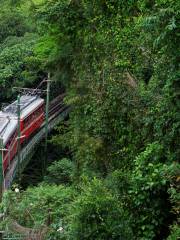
(0, 95, 45, 172)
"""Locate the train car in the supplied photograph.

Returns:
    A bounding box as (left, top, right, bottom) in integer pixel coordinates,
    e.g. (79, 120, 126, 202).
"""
(4, 95, 45, 142)
(19, 95, 45, 140)
(0, 112, 18, 171)
(0, 95, 45, 172)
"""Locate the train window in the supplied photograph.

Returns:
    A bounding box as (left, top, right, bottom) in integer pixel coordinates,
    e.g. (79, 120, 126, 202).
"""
(24, 117, 28, 128)
(5, 131, 16, 150)
(24, 114, 31, 128)
(33, 112, 36, 120)
(23, 104, 44, 129)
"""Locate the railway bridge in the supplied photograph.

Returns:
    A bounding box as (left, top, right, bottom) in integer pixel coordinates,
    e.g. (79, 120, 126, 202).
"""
(0, 94, 69, 192)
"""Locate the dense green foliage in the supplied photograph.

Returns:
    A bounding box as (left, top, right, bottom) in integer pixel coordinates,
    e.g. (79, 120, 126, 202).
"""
(0, 0, 44, 102)
(44, 158, 75, 185)
(0, 0, 179, 239)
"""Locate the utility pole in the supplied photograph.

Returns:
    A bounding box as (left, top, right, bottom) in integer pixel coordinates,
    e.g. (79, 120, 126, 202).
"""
(0, 138, 3, 203)
(44, 73, 51, 173)
(0, 138, 3, 240)
(17, 94, 21, 181)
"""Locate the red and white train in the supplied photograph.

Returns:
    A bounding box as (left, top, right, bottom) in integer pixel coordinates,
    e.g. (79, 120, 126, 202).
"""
(0, 95, 45, 172)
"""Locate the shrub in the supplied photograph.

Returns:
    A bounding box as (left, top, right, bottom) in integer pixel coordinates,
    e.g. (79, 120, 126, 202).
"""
(67, 178, 133, 240)
(44, 158, 75, 185)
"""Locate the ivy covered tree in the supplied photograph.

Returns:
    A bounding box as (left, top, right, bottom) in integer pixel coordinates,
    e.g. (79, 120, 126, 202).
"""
(0, 0, 45, 102)
(0, 0, 179, 239)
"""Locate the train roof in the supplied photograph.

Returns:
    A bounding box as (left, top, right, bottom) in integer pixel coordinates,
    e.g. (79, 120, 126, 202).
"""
(0, 111, 17, 146)
(3, 95, 44, 119)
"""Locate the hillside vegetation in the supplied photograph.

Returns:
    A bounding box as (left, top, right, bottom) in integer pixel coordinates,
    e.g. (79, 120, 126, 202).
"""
(0, 0, 179, 239)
